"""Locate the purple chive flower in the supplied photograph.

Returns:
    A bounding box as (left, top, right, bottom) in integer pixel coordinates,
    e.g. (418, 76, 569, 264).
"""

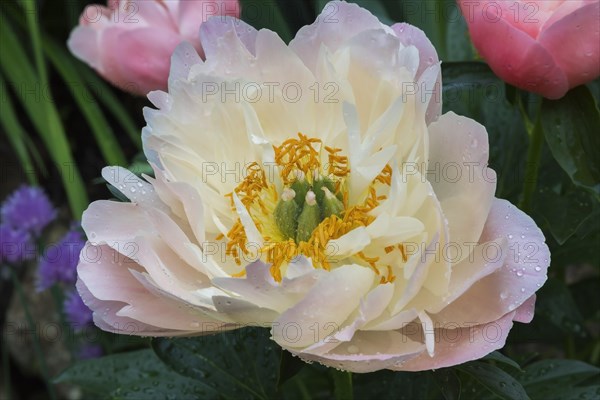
(63, 288, 93, 330)
(0, 223, 35, 264)
(1, 185, 56, 236)
(37, 227, 85, 291)
(76, 343, 103, 360)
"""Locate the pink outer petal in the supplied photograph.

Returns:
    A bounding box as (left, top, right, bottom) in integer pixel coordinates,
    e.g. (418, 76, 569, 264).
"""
(77, 243, 224, 333)
(391, 23, 441, 123)
(78, 279, 186, 336)
(538, 1, 600, 89)
(67, 26, 102, 72)
(290, 1, 385, 73)
(459, 1, 569, 99)
(78, 4, 113, 27)
(394, 311, 516, 371)
(433, 199, 550, 326)
(133, 1, 176, 28)
(513, 295, 536, 324)
(296, 331, 426, 373)
(108, 27, 183, 95)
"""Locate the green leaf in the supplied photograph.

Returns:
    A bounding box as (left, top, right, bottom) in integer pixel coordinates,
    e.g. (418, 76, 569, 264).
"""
(54, 349, 216, 399)
(431, 369, 462, 400)
(43, 38, 128, 167)
(535, 278, 587, 338)
(541, 86, 600, 195)
(458, 362, 530, 400)
(553, 385, 600, 400)
(75, 62, 142, 150)
(483, 351, 523, 371)
(331, 369, 353, 400)
(0, 74, 38, 184)
(278, 350, 306, 388)
(152, 327, 281, 400)
(518, 359, 600, 399)
(397, 0, 475, 61)
(534, 140, 599, 245)
(352, 371, 434, 399)
(442, 62, 528, 203)
(0, 13, 88, 216)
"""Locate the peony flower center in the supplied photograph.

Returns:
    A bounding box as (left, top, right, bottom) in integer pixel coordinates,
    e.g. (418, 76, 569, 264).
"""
(220, 134, 399, 283)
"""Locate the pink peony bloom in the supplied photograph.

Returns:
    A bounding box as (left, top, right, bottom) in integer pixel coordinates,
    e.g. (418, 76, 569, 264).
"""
(67, 0, 240, 96)
(77, 2, 549, 372)
(458, 0, 600, 99)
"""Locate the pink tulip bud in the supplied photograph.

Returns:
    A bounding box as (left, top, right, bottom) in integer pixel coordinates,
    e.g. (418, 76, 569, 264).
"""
(458, 0, 600, 99)
(67, 0, 241, 96)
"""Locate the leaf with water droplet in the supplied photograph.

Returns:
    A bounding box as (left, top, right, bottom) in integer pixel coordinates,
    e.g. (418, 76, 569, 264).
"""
(54, 349, 216, 399)
(152, 327, 280, 399)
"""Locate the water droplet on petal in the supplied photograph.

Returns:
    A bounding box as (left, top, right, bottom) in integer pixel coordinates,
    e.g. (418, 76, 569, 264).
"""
(347, 345, 359, 354)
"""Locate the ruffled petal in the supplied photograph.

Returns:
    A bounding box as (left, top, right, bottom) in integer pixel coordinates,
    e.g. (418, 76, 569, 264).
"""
(394, 311, 516, 371)
(428, 112, 497, 263)
(272, 265, 376, 349)
(433, 199, 549, 326)
(290, 1, 386, 72)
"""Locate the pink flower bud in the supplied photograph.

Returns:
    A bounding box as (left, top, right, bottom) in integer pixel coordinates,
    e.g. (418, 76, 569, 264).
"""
(67, 0, 240, 96)
(458, 0, 600, 99)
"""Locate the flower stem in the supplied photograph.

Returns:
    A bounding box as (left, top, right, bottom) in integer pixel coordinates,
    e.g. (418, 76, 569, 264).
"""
(518, 93, 544, 212)
(331, 370, 353, 400)
(9, 268, 57, 400)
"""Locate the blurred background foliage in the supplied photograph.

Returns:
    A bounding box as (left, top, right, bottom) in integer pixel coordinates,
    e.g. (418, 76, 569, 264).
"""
(1, 0, 599, 399)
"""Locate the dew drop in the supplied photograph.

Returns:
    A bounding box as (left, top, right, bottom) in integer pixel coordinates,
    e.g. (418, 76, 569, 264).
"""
(516, 270, 524, 277)
(535, 266, 541, 272)
(347, 345, 359, 354)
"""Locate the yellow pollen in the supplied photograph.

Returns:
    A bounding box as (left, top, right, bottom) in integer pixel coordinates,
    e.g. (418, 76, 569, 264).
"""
(274, 133, 322, 184)
(220, 134, 405, 283)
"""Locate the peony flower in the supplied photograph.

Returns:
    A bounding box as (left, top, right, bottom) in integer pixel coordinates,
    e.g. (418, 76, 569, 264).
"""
(67, 0, 241, 96)
(458, 0, 600, 99)
(77, 1, 550, 372)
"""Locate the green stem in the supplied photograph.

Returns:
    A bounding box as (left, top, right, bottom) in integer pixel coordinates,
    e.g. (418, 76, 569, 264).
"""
(9, 268, 57, 400)
(518, 93, 544, 212)
(331, 370, 353, 400)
